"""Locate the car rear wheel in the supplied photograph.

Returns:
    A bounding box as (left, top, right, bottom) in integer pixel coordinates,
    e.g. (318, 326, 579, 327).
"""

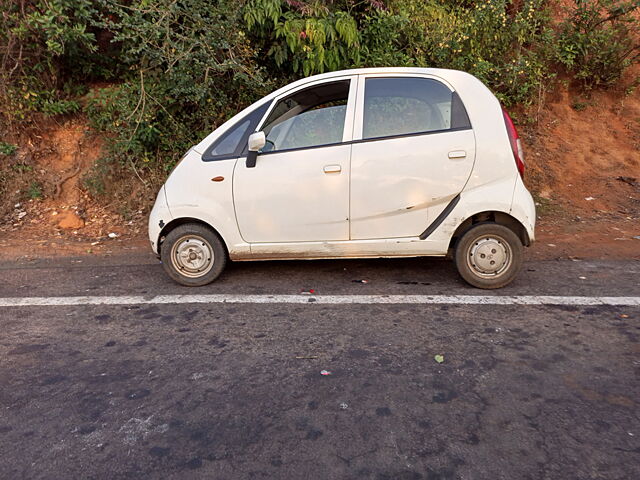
(161, 223, 227, 286)
(454, 223, 523, 289)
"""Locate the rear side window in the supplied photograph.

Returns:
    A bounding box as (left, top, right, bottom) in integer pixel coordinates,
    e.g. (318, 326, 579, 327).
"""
(363, 77, 471, 140)
(202, 101, 271, 161)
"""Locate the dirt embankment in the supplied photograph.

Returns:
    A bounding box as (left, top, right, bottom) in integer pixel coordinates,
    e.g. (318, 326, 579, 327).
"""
(0, 79, 639, 262)
(524, 67, 640, 259)
(528, 79, 640, 217)
(0, 118, 148, 257)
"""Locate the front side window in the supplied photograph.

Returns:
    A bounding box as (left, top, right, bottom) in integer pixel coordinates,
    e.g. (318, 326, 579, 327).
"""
(260, 80, 350, 153)
(363, 77, 470, 140)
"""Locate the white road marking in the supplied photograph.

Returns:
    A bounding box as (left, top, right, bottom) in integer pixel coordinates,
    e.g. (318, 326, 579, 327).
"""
(0, 294, 639, 307)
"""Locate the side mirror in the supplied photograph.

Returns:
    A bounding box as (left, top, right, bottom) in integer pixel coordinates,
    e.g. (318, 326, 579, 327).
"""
(246, 131, 266, 168)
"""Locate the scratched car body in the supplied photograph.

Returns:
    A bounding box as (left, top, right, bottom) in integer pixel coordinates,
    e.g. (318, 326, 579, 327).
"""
(149, 67, 535, 289)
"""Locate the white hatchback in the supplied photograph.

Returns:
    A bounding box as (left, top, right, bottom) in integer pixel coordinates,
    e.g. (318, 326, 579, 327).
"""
(149, 68, 535, 289)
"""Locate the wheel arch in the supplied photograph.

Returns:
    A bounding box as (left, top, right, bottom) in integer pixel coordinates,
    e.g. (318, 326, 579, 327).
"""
(448, 211, 531, 251)
(157, 217, 228, 256)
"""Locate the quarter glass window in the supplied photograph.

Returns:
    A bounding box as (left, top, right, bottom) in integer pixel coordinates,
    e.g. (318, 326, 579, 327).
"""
(208, 119, 251, 157)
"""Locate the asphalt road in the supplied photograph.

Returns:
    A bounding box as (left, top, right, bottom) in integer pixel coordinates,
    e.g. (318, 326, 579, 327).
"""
(0, 254, 639, 479)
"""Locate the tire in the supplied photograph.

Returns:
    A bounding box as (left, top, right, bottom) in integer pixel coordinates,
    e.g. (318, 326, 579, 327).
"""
(160, 223, 227, 287)
(454, 223, 523, 289)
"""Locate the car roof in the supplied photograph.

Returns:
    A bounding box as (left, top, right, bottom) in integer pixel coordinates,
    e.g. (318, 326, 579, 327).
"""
(265, 67, 465, 100)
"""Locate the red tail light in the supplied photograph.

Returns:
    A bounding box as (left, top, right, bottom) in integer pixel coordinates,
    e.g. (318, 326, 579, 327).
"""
(502, 108, 525, 179)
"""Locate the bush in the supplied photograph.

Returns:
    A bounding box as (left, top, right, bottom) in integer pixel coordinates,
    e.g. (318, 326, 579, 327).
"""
(81, 0, 272, 205)
(245, 0, 364, 75)
(388, 0, 555, 106)
(0, 0, 99, 124)
(554, 0, 640, 87)
(245, 0, 554, 106)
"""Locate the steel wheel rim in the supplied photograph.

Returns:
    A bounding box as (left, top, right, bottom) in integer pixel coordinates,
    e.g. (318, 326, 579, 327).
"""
(170, 235, 214, 278)
(466, 234, 512, 278)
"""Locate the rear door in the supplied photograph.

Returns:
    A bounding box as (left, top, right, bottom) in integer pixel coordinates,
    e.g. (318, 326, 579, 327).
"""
(349, 74, 476, 240)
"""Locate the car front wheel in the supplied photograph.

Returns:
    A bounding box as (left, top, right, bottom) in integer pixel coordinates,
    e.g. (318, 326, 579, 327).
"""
(454, 223, 523, 289)
(160, 223, 227, 286)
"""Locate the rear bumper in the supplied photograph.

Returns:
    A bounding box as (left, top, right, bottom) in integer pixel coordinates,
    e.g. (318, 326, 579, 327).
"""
(511, 176, 536, 244)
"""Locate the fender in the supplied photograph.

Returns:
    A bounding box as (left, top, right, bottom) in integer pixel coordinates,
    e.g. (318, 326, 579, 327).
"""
(424, 175, 535, 251)
(161, 151, 248, 256)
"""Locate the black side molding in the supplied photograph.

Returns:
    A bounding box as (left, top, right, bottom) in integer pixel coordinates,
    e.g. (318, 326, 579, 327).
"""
(419, 195, 460, 240)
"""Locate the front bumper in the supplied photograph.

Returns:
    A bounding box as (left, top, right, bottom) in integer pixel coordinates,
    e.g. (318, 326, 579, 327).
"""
(148, 186, 172, 255)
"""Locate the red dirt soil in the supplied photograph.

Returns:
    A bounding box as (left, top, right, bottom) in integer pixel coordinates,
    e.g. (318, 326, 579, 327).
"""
(523, 65, 640, 259)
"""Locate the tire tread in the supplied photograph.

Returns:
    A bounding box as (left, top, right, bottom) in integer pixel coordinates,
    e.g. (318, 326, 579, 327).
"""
(160, 223, 227, 287)
(454, 223, 524, 289)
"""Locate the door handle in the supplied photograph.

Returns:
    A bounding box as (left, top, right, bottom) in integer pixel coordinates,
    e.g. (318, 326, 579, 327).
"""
(323, 165, 342, 174)
(448, 150, 466, 159)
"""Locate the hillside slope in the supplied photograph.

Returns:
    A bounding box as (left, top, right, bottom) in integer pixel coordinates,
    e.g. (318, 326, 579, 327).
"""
(1, 80, 638, 260)
(528, 72, 640, 217)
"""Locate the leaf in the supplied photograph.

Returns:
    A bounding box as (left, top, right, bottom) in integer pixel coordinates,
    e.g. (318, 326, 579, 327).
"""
(434, 354, 444, 364)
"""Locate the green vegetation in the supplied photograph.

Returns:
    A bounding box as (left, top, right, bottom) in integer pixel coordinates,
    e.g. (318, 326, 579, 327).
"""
(1, 0, 638, 210)
(0, 142, 18, 156)
(244, 0, 553, 105)
(85, 1, 270, 175)
(554, 0, 640, 87)
(27, 181, 43, 199)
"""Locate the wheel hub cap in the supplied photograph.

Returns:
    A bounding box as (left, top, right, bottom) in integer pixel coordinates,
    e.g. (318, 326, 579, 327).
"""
(468, 236, 510, 276)
(171, 237, 214, 278)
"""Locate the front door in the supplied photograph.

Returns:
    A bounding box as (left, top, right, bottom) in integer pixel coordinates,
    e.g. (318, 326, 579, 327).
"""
(349, 75, 476, 240)
(233, 77, 356, 243)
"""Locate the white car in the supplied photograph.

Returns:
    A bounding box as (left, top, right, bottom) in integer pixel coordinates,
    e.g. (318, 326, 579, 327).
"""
(149, 67, 535, 289)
